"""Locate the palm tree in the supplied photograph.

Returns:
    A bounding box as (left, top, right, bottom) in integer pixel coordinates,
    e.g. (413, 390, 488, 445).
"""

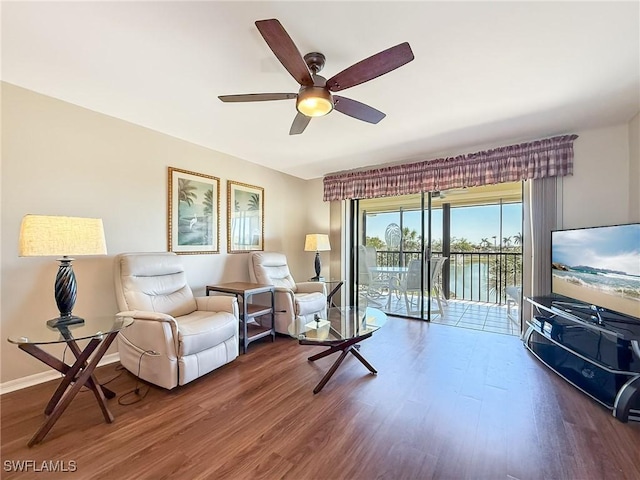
(231, 199, 241, 246)
(178, 179, 198, 207)
(202, 188, 214, 244)
(366, 237, 386, 250)
(503, 236, 512, 248)
(513, 232, 523, 246)
(247, 193, 260, 211)
(451, 236, 475, 252)
(203, 188, 213, 216)
(480, 238, 491, 249)
(401, 227, 421, 250)
(246, 194, 261, 246)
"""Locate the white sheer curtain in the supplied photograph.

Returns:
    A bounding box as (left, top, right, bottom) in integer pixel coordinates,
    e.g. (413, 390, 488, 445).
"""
(522, 177, 562, 330)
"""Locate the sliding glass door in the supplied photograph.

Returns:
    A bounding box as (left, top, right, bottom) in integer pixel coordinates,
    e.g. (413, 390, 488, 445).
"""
(350, 182, 523, 328)
(353, 192, 436, 321)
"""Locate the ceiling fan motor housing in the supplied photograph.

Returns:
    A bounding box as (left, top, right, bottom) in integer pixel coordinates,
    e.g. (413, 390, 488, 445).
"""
(303, 52, 326, 74)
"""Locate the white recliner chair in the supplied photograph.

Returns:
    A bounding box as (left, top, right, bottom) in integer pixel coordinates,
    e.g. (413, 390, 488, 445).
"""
(114, 252, 239, 389)
(248, 251, 327, 334)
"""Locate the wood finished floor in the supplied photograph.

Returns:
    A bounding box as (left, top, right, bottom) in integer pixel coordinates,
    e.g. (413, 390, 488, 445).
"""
(2, 317, 639, 480)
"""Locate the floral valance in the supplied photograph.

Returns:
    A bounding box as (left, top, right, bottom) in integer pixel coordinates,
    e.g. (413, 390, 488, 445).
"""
(323, 134, 578, 201)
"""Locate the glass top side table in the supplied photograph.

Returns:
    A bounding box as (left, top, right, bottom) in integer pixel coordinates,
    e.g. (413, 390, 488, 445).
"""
(7, 315, 133, 447)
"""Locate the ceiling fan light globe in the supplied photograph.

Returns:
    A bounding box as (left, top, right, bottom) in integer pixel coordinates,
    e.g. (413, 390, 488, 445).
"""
(296, 87, 333, 117)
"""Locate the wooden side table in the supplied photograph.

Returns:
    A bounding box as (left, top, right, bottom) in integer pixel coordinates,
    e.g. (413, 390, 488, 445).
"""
(7, 315, 133, 446)
(206, 282, 275, 354)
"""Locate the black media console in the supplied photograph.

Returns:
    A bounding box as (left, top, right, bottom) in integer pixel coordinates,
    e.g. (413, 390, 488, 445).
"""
(524, 296, 640, 422)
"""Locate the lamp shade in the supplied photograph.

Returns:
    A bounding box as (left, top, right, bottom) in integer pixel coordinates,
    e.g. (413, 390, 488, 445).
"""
(19, 215, 107, 257)
(304, 234, 331, 252)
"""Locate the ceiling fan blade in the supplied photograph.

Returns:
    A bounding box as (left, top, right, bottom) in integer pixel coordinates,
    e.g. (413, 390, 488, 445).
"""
(218, 93, 297, 102)
(289, 112, 311, 135)
(255, 19, 314, 87)
(333, 96, 386, 124)
(326, 42, 414, 92)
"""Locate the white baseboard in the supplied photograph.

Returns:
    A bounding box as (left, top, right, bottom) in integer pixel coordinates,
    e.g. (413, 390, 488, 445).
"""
(0, 352, 120, 395)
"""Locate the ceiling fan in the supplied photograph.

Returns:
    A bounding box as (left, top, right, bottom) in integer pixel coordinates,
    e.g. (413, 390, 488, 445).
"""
(218, 19, 415, 135)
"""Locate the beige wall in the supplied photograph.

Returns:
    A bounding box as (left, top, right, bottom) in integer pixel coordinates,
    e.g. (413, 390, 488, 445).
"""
(0, 83, 330, 383)
(629, 112, 640, 222)
(562, 123, 636, 228)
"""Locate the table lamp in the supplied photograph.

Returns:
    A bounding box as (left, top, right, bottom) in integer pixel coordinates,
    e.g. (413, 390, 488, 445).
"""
(304, 234, 331, 281)
(19, 214, 107, 328)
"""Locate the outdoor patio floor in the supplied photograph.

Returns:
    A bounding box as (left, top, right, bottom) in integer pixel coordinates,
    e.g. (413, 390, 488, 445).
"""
(373, 293, 521, 336)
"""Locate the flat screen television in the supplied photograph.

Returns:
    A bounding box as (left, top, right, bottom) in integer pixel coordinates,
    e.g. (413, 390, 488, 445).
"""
(551, 223, 640, 320)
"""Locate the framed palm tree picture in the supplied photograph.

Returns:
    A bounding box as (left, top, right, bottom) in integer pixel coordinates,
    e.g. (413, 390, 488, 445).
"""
(168, 167, 220, 254)
(227, 180, 264, 253)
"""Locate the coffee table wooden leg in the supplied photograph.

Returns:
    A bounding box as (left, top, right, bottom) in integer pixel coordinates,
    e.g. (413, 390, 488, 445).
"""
(308, 344, 342, 362)
(350, 347, 377, 374)
(305, 334, 368, 362)
(313, 348, 351, 394)
(304, 332, 377, 394)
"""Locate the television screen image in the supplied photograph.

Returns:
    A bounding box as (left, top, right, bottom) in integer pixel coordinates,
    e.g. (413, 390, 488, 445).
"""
(551, 223, 640, 320)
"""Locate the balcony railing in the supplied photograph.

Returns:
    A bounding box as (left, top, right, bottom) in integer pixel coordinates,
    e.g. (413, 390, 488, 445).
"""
(373, 249, 522, 305)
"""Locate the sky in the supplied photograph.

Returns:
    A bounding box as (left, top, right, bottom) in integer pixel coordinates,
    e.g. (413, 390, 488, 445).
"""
(365, 203, 522, 246)
(552, 224, 640, 276)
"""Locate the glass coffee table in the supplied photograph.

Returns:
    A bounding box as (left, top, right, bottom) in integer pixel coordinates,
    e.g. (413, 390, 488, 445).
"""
(289, 306, 386, 394)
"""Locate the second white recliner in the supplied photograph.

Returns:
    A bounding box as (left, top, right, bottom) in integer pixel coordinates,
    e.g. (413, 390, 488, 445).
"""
(248, 251, 327, 334)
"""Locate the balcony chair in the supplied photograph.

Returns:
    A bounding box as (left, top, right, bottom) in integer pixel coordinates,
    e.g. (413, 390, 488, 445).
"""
(400, 256, 448, 316)
(358, 245, 389, 305)
(114, 252, 240, 390)
(248, 251, 327, 335)
(505, 285, 522, 323)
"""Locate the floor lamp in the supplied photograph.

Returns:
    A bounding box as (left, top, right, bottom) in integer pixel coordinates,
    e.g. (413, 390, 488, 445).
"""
(304, 234, 331, 281)
(19, 214, 107, 328)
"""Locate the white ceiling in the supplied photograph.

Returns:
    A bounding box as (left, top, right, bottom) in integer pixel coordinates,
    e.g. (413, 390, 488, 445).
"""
(2, 1, 639, 180)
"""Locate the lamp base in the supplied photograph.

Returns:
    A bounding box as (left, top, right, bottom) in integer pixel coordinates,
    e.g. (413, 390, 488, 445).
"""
(46, 315, 85, 329)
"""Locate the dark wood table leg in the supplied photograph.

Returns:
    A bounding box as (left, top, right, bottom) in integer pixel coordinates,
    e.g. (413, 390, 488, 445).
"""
(349, 347, 377, 374)
(20, 332, 119, 447)
(19, 342, 97, 415)
(302, 332, 376, 394)
(63, 336, 115, 421)
(313, 348, 351, 394)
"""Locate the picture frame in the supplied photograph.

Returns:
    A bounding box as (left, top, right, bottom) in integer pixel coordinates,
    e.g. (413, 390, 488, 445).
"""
(168, 167, 220, 254)
(227, 180, 264, 253)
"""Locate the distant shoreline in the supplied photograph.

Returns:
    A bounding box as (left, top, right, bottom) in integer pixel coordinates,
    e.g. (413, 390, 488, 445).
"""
(552, 276, 640, 319)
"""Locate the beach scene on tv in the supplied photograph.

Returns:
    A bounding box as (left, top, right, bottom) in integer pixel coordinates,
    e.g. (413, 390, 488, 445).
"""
(551, 224, 640, 319)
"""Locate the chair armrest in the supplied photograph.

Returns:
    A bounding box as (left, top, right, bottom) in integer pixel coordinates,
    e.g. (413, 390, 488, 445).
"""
(116, 310, 179, 355)
(274, 286, 295, 295)
(195, 296, 239, 318)
(296, 282, 327, 295)
(117, 310, 176, 324)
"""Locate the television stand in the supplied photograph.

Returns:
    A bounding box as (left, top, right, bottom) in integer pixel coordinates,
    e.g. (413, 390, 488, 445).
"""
(524, 296, 640, 422)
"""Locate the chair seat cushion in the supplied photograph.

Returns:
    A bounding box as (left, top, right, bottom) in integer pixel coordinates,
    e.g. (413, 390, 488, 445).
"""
(176, 311, 238, 356)
(295, 292, 326, 316)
